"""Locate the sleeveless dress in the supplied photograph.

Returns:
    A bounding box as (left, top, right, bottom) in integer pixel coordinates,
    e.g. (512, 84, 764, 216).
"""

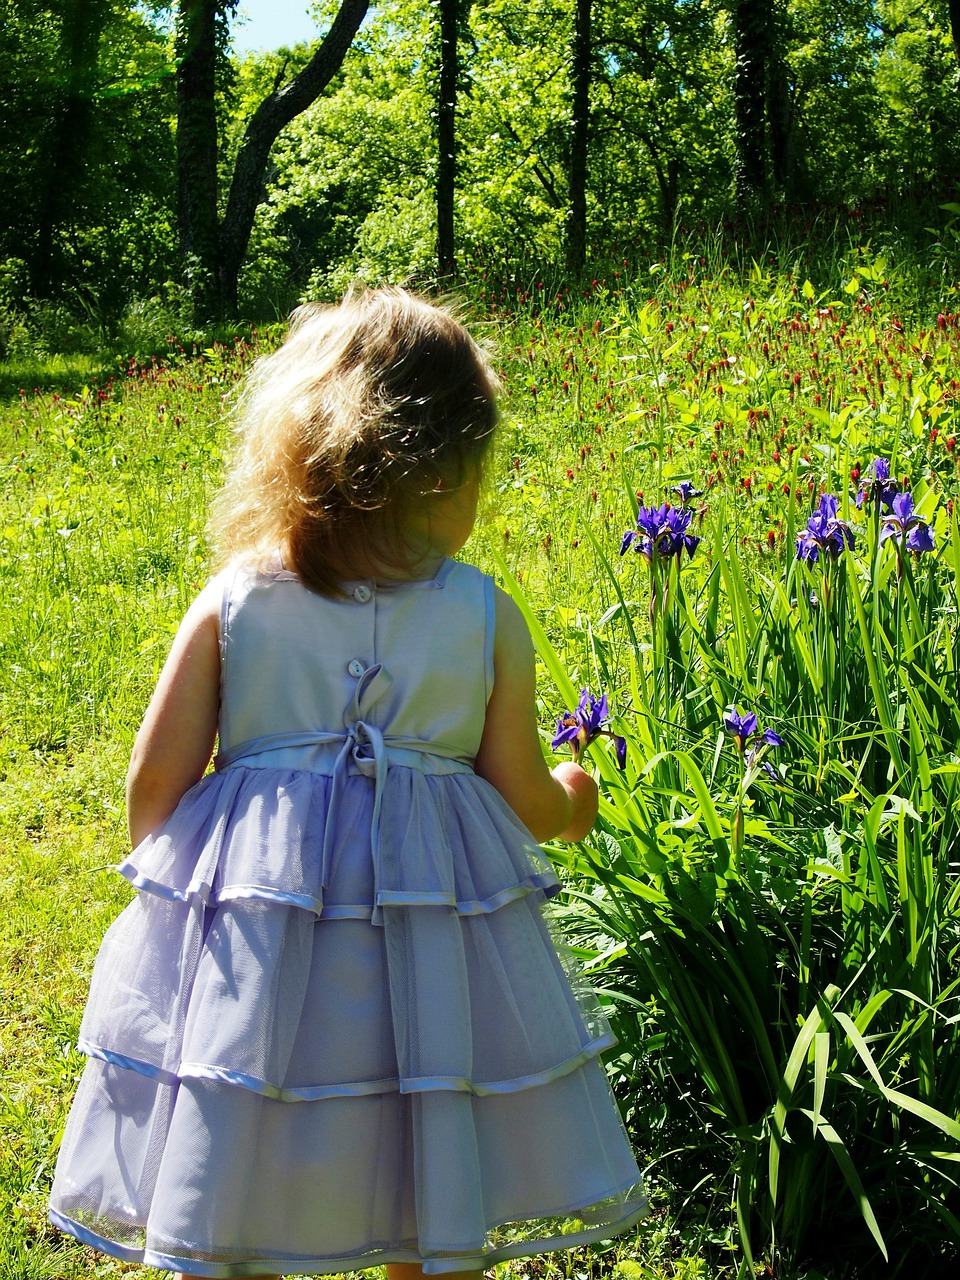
(49, 558, 647, 1277)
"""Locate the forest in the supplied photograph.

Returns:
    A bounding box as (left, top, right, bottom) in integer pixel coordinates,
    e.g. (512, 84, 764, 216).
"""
(3, 0, 960, 335)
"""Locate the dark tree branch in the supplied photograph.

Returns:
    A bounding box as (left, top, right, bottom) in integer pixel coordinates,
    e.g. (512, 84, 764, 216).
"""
(217, 0, 370, 311)
(499, 119, 563, 207)
(272, 57, 291, 95)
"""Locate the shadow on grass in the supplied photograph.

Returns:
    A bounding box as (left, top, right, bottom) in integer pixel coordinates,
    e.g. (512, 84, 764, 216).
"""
(0, 354, 118, 402)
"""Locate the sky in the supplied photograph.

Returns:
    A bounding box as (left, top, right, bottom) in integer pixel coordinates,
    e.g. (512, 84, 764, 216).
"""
(231, 1, 321, 54)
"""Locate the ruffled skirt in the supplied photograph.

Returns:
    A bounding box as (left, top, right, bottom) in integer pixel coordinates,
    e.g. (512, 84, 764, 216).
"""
(49, 765, 646, 1275)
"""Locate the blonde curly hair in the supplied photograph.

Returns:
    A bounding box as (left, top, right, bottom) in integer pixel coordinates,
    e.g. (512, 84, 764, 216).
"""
(209, 287, 499, 596)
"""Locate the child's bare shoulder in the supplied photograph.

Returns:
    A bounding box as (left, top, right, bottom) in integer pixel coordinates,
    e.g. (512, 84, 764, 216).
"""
(491, 587, 533, 662)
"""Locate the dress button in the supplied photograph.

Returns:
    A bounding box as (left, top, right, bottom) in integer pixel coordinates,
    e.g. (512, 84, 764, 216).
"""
(353, 584, 372, 603)
(348, 659, 366, 678)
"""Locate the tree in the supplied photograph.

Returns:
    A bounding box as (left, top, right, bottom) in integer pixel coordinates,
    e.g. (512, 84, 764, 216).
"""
(566, 0, 592, 272)
(731, 0, 772, 205)
(0, 0, 62, 278)
(176, 0, 370, 318)
(459, 0, 570, 259)
(590, 0, 732, 234)
(437, 0, 460, 275)
(176, 0, 223, 314)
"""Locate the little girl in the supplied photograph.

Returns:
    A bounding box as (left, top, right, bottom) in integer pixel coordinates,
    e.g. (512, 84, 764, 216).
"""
(49, 288, 646, 1278)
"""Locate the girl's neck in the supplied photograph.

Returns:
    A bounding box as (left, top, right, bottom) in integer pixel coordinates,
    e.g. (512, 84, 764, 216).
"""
(279, 475, 479, 589)
(278, 541, 447, 586)
(369, 551, 447, 585)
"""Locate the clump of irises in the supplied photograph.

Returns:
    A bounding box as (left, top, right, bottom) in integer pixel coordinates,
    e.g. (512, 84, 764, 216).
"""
(552, 689, 627, 768)
(854, 456, 935, 553)
(796, 459, 935, 568)
(620, 503, 701, 561)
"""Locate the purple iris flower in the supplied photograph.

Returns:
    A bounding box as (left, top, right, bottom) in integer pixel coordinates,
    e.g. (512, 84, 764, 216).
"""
(879, 492, 935, 554)
(907, 522, 935, 554)
(671, 481, 704, 505)
(620, 503, 701, 560)
(724, 707, 785, 765)
(855, 456, 899, 509)
(795, 493, 855, 562)
(553, 690, 608, 750)
(724, 709, 758, 746)
(552, 688, 628, 769)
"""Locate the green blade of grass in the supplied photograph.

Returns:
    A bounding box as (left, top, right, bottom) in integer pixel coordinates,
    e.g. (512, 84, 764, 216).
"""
(798, 1109, 888, 1260)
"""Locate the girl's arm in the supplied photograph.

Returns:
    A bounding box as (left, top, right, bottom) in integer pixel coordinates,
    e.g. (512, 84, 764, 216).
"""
(474, 588, 599, 843)
(126, 581, 222, 848)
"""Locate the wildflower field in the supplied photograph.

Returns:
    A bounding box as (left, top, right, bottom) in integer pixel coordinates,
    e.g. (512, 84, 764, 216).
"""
(2, 233, 960, 1279)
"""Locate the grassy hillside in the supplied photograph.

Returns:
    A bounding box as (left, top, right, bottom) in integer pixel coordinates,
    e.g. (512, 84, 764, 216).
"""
(3, 240, 959, 1278)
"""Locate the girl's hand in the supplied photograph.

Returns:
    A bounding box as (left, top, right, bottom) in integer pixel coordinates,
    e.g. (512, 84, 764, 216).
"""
(551, 761, 599, 843)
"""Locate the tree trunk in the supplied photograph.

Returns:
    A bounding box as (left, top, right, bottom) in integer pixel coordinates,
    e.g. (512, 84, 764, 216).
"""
(436, 0, 459, 277)
(948, 0, 960, 69)
(33, 0, 109, 294)
(766, 9, 792, 194)
(566, 0, 592, 273)
(767, 68, 791, 192)
(218, 0, 370, 313)
(176, 0, 221, 320)
(732, 0, 769, 209)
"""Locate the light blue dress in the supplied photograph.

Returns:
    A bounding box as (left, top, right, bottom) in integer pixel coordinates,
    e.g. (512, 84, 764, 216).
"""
(49, 558, 646, 1276)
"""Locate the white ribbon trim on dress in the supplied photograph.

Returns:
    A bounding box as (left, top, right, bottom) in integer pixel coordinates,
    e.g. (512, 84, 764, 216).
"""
(117, 867, 560, 918)
(51, 1191, 649, 1278)
(76, 1031, 617, 1101)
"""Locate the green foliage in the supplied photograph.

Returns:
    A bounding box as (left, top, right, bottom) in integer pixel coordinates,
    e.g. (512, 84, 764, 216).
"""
(0, 0, 176, 306)
(515, 520, 960, 1272)
(7, 1, 960, 315)
(228, 14, 434, 303)
(225, 0, 960, 295)
(484, 252, 960, 1274)
(873, 0, 960, 187)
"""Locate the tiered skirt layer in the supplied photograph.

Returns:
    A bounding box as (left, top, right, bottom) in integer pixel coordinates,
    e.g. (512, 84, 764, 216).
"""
(50, 765, 647, 1276)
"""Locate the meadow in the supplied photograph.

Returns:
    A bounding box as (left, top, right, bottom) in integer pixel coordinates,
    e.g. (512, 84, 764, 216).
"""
(2, 230, 959, 1280)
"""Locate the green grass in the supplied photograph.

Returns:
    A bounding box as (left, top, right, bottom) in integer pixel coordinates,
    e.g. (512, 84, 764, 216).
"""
(3, 233, 960, 1278)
